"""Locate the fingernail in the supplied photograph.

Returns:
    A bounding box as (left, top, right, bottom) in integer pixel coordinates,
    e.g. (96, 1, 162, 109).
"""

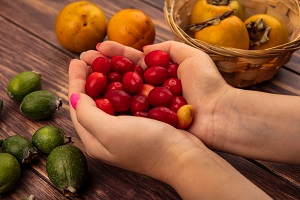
(96, 43, 102, 51)
(70, 93, 80, 109)
(142, 45, 149, 52)
(70, 58, 78, 63)
(79, 52, 85, 60)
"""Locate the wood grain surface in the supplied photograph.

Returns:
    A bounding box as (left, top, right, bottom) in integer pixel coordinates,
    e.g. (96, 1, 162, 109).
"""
(0, 0, 299, 199)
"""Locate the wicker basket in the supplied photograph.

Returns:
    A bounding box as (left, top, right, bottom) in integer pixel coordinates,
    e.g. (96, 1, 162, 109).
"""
(164, 0, 300, 87)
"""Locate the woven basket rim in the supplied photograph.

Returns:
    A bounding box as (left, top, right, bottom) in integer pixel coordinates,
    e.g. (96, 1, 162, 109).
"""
(164, 0, 300, 58)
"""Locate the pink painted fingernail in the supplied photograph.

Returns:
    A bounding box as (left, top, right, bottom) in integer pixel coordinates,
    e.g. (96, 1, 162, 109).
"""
(96, 43, 102, 51)
(70, 93, 80, 109)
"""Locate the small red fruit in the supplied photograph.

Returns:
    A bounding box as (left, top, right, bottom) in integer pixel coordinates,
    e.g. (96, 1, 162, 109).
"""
(134, 65, 145, 79)
(148, 107, 178, 128)
(122, 72, 143, 94)
(134, 111, 148, 117)
(95, 98, 115, 115)
(85, 72, 107, 98)
(105, 81, 124, 92)
(144, 50, 171, 68)
(111, 56, 134, 74)
(148, 87, 174, 107)
(163, 78, 182, 96)
(130, 94, 150, 114)
(107, 72, 123, 83)
(167, 63, 179, 78)
(170, 96, 187, 112)
(144, 66, 169, 86)
(91, 57, 111, 75)
(139, 84, 154, 98)
(104, 89, 132, 112)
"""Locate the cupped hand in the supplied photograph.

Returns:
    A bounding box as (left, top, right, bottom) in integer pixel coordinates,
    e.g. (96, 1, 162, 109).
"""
(79, 41, 236, 152)
(68, 43, 210, 182)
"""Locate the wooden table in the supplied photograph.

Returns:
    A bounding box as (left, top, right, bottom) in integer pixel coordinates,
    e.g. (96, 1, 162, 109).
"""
(0, 0, 300, 199)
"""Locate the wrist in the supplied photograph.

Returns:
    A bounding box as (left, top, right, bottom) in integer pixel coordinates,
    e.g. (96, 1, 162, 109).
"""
(164, 134, 270, 199)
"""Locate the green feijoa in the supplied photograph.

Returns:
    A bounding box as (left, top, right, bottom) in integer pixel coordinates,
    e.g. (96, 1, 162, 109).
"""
(2, 135, 38, 164)
(46, 145, 88, 196)
(32, 126, 71, 154)
(20, 90, 62, 120)
(7, 70, 42, 102)
(0, 153, 21, 193)
(0, 98, 3, 114)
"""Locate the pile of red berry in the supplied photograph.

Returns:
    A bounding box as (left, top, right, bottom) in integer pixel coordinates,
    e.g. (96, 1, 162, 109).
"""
(85, 50, 191, 129)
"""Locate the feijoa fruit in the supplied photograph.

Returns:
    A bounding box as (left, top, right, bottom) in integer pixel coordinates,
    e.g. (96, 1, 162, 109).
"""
(46, 145, 88, 197)
(20, 90, 62, 120)
(7, 70, 42, 102)
(2, 135, 38, 164)
(32, 126, 71, 154)
(0, 153, 21, 193)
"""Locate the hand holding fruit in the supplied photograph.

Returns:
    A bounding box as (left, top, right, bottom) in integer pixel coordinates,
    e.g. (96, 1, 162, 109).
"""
(68, 45, 201, 182)
(69, 41, 272, 199)
(69, 40, 233, 158)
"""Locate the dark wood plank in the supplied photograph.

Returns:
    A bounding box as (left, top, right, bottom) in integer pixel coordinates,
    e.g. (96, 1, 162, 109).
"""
(250, 67, 300, 95)
(219, 153, 300, 200)
(284, 50, 300, 74)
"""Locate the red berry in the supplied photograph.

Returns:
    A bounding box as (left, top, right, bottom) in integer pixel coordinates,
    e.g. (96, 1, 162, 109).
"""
(130, 94, 150, 114)
(163, 78, 182, 96)
(134, 65, 145, 79)
(85, 72, 107, 98)
(144, 66, 169, 86)
(111, 56, 134, 74)
(148, 87, 174, 107)
(170, 96, 187, 112)
(91, 57, 111, 75)
(167, 63, 179, 78)
(104, 89, 132, 112)
(139, 84, 154, 98)
(108, 72, 123, 83)
(95, 98, 115, 115)
(122, 72, 143, 94)
(144, 50, 171, 68)
(148, 107, 178, 128)
(106, 81, 124, 92)
(134, 111, 148, 117)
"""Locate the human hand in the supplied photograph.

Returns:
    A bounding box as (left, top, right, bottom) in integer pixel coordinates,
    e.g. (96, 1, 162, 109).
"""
(68, 42, 209, 182)
(78, 40, 236, 154)
(68, 41, 271, 199)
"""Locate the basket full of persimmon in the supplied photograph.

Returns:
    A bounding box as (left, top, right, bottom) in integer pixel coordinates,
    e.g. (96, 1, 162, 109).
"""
(164, 0, 300, 88)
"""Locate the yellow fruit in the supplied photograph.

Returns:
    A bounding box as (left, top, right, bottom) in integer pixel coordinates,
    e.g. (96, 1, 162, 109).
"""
(190, 0, 244, 25)
(55, 1, 107, 53)
(177, 105, 193, 129)
(107, 9, 156, 51)
(244, 14, 289, 50)
(194, 15, 249, 49)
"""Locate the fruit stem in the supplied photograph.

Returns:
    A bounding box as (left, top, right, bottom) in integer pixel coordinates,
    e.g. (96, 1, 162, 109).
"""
(63, 186, 77, 197)
(207, 0, 229, 6)
(246, 18, 271, 47)
(64, 136, 72, 144)
(56, 98, 63, 110)
(22, 147, 39, 164)
(185, 10, 234, 32)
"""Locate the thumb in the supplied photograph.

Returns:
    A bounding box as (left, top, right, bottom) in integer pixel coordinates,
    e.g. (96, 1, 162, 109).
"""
(74, 93, 114, 139)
